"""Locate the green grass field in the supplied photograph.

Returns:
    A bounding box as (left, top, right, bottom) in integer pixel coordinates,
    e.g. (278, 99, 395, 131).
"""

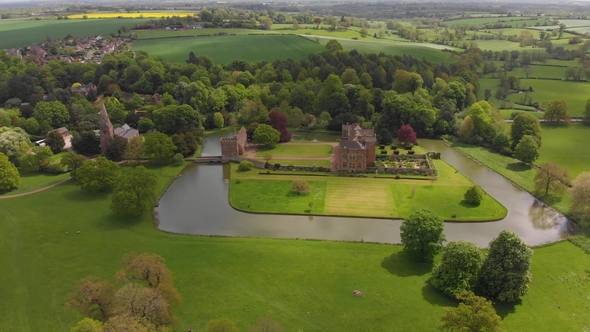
(265, 159, 332, 167)
(446, 17, 550, 27)
(537, 123, 590, 177)
(230, 161, 507, 221)
(506, 79, 590, 117)
(0, 171, 70, 196)
(2, 162, 590, 331)
(134, 28, 279, 40)
(0, 18, 147, 49)
(256, 143, 334, 159)
(132, 34, 325, 64)
(498, 109, 543, 119)
(510, 65, 567, 79)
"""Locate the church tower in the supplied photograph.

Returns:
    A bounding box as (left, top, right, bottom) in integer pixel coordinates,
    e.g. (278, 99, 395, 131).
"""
(99, 104, 114, 154)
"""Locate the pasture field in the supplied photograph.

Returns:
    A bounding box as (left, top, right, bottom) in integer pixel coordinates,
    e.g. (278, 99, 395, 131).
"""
(1, 171, 588, 332)
(498, 109, 543, 119)
(559, 19, 590, 27)
(445, 17, 550, 27)
(230, 161, 507, 221)
(256, 143, 333, 159)
(506, 79, 590, 117)
(0, 18, 147, 49)
(537, 123, 590, 177)
(68, 12, 195, 19)
(510, 65, 566, 79)
(134, 28, 279, 39)
(132, 34, 325, 64)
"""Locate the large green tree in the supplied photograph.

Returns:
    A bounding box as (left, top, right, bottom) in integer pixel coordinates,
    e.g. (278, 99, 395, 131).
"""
(45, 130, 65, 154)
(534, 162, 570, 197)
(542, 99, 569, 124)
(430, 241, 483, 298)
(584, 99, 590, 125)
(476, 230, 533, 302)
(60, 153, 87, 179)
(111, 166, 158, 217)
(513, 135, 539, 164)
(152, 104, 202, 135)
(314, 74, 350, 116)
(439, 291, 504, 332)
(0, 152, 19, 190)
(0, 127, 29, 162)
(253, 124, 280, 147)
(20, 146, 53, 172)
(33, 101, 70, 128)
(143, 132, 176, 165)
(510, 112, 541, 149)
(400, 209, 446, 261)
(571, 172, 590, 222)
(75, 156, 120, 193)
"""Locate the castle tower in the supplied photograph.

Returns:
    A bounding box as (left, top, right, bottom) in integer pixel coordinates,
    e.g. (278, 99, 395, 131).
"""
(99, 104, 114, 154)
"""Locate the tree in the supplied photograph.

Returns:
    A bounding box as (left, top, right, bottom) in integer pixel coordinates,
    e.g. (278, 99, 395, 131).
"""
(269, 109, 291, 141)
(314, 17, 322, 28)
(377, 128, 393, 145)
(326, 39, 343, 52)
(571, 172, 590, 221)
(464, 185, 485, 205)
(430, 241, 483, 298)
(75, 157, 120, 193)
(238, 160, 253, 171)
(534, 162, 570, 197)
(152, 104, 202, 135)
(60, 153, 87, 178)
(33, 101, 70, 128)
(206, 318, 240, 332)
(20, 146, 53, 172)
(67, 276, 114, 321)
(510, 113, 541, 149)
(104, 135, 127, 162)
(584, 99, 590, 125)
(45, 130, 65, 154)
(0, 128, 29, 162)
(113, 283, 171, 327)
(0, 152, 19, 190)
(143, 132, 176, 165)
(213, 112, 224, 128)
(513, 135, 539, 164)
(71, 131, 101, 155)
(253, 124, 280, 147)
(123, 136, 145, 163)
(439, 291, 504, 332)
(291, 179, 311, 195)
(397, 124, 417, 146)
(104, 314, 155, 332)
(110, 166, 158, 217)
(400, 209, 446, 261)
(314, 74, 350, 116)
(116, 252, 180, 305)
(392, 70, 423, 94)
(71, 318, 104, 332)
(137, 118, 155, 133)
(476, 230, 533, 302)
(249, 316, 284, 332)
(542, 99, 569, 124)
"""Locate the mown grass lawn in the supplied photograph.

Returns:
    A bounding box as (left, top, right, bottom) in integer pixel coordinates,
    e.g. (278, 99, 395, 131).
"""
(256, 143, 333, 158)
(266, 159, 332, 167)
(1, 162, 590, 331)
(230, 160, 507, 221)
(0, 171, 70, 196)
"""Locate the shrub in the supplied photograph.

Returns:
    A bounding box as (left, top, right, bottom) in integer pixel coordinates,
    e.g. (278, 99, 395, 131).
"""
(318, 166, 324, 172)
(379, 144, 385, 149)
(391, 145, 397, 150)
(291, 179, 311, 195)
(394, 150, 400, 155)
(408, 150, 415, 155)
(464, 185, 485, 205)
(238, 160, 253, 171)
(274, 163, 281, 169)
(380, 150, 387, 154)
(405, 146, 413, 150)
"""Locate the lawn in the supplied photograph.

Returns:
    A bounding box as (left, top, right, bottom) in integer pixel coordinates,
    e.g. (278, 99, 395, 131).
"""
(0, 171, 70, 196)
(1, 161, 590, 331)
(230, 160, 507, 221)
(0, 18, 147, 49)
(132, 34, 325, 65)
(256, 143, 333, 159)
(537, 123, 590, 178)
(506, 79, 590, 117)
(451, 142, 571, 215)
(265, 159, 332, 167)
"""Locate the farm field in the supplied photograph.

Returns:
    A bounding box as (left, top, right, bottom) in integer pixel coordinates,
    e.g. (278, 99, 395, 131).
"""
(445, 17, 548, 27)
(132, 34, 325, 64)
(506, 79, 590, 117)
(510, 65, 567, 79)
(230, 161, 507, 221)
(537, 123, 590, 177)
(68, 12, 195, 19)
(0, 18, 147, 49)
(134, 28, 279, 39)
(1, 170, 588, 331)
(256, 143, 333, 159)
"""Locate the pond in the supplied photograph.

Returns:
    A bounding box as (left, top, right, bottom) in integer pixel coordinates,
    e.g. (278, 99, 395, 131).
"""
(155, 130, 576, 247)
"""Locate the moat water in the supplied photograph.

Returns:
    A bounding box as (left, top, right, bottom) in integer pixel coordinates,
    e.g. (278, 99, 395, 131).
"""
(155, 130, 576, 247)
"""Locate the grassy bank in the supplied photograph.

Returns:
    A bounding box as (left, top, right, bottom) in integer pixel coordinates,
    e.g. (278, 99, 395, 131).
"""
(229, 161, 507, 221)
(256, 143, 334, 159)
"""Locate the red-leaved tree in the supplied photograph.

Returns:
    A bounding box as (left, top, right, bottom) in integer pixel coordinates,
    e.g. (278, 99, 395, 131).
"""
(269, 109, 292, 141)
(397, 125, 417, 145)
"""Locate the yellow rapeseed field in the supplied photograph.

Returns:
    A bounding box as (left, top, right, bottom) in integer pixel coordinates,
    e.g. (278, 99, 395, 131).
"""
(68, 12, 195, 19)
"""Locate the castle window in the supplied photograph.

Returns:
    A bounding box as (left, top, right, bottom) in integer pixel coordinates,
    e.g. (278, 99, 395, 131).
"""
(343, 162, 347, 168)
(357, 163, 362, 168)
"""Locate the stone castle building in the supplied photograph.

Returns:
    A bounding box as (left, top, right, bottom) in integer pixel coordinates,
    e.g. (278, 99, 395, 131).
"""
(220, 127, 247, 162)
(335, 123, 376, 172)
(99, 104, 139, 154)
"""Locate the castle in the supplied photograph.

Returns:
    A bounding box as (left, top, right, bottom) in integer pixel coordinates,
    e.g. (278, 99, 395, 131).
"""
(220, 127, 247, 162)
(99, 104, 139, 154)
(335, 123, 376, 172)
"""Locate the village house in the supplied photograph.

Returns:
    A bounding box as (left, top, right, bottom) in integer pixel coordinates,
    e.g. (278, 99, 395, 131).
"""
(335, 123, 376, 172)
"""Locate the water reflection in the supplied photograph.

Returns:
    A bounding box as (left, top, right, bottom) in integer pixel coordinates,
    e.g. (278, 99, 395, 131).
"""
(155, 132, 576, 248)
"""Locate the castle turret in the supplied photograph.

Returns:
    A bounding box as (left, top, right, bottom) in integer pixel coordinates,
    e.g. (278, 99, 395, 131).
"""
(99, 104, 114, 154)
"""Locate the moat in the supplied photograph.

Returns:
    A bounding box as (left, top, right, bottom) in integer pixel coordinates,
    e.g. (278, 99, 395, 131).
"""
(155, 130, 577, 247)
